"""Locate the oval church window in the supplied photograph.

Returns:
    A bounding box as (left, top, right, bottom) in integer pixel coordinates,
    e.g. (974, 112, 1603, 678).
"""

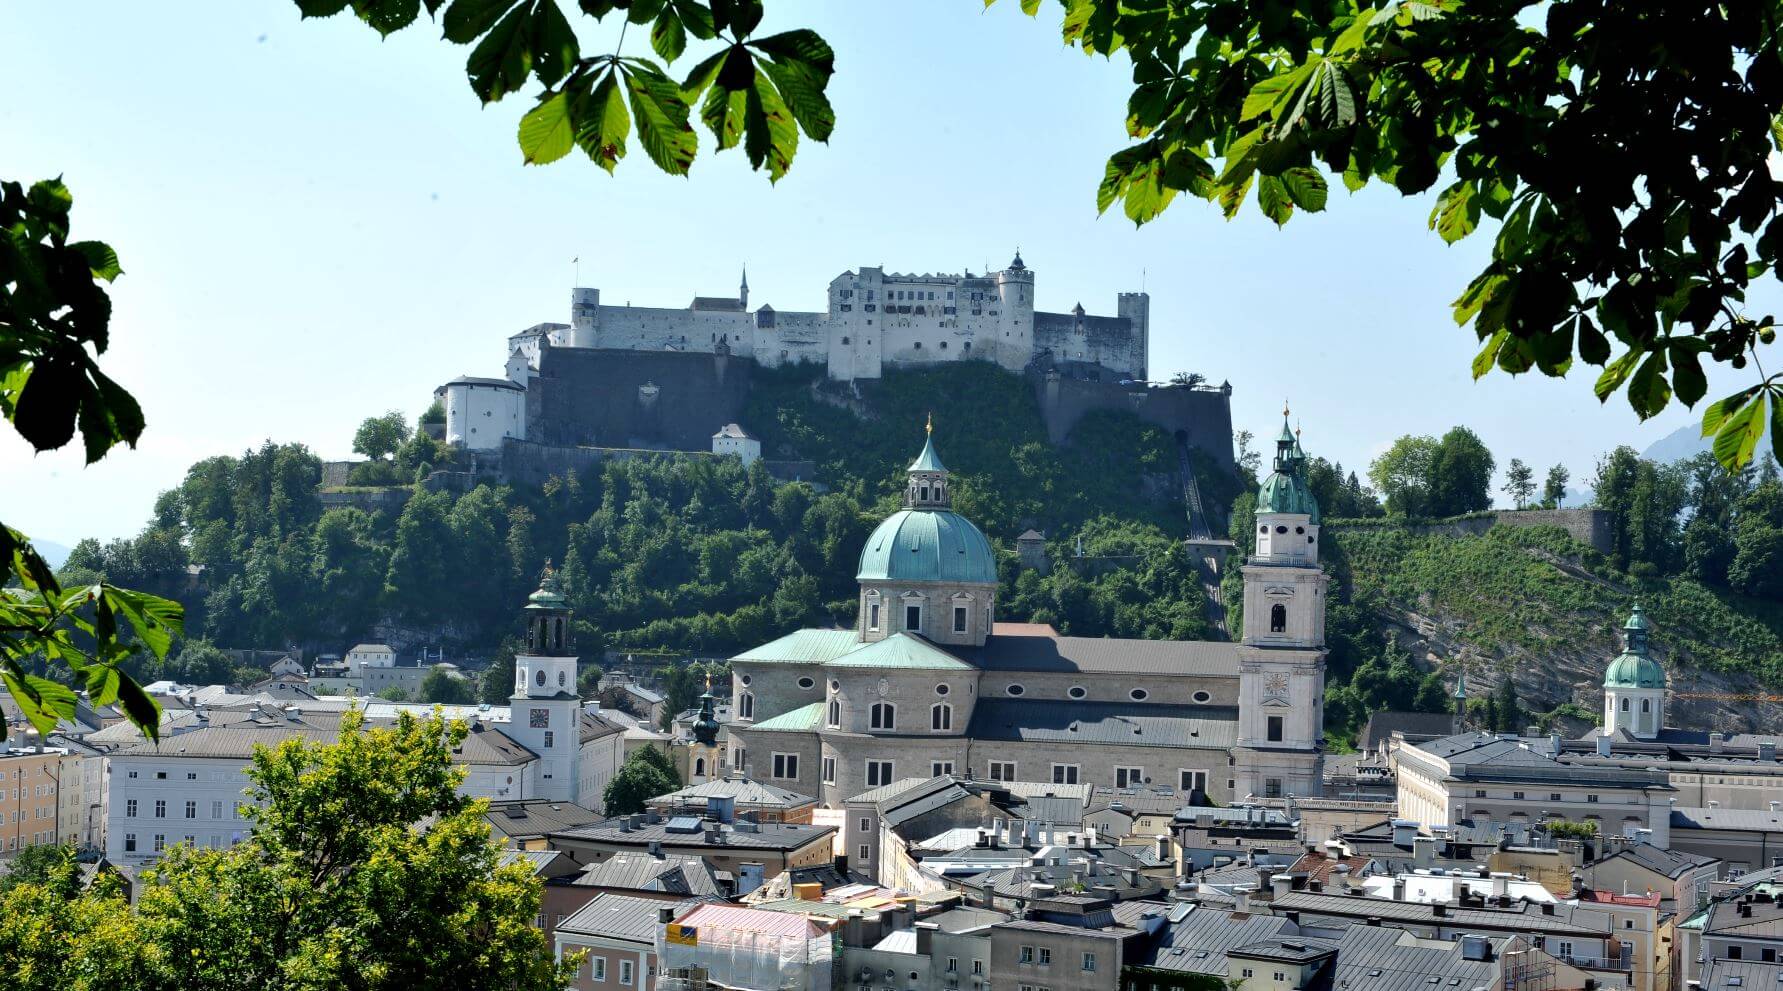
(535, 669, 546, 687)
(797, 677, 816, 690)
(558, 671, 566, 687)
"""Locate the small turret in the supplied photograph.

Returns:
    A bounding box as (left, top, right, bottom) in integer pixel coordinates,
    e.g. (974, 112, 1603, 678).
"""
(906, 413, 951, 509)
(739, 265, 749, 309)
(1602, 603, 1666, 739)
(692, 678, 721, 746)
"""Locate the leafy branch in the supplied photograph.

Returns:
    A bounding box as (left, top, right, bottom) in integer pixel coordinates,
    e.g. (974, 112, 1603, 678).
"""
(296, 0, 836, 180)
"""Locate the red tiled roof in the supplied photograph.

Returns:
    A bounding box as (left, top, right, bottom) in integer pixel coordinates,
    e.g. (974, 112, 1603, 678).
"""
(1288, 850, 1372, 884)
(990, 622, 1058, 638)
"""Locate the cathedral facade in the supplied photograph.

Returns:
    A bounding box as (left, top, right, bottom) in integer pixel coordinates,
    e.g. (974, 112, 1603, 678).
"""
(726, 417, 1328, 823)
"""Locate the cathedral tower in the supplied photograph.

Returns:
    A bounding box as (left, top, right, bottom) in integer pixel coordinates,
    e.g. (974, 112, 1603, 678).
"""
(1233, 408, 1328, 799)
(509, 563, 583, 803)
(1602, 604, 1666, 739)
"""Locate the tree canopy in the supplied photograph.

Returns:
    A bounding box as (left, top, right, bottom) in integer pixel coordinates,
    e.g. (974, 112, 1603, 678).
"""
(602, 744, 681, 815)
(0, 709, 573, 991)
(352, 410, 412, 461)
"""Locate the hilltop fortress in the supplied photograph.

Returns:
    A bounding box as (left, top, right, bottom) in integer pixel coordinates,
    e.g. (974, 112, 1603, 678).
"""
(438, 253, 1232, 482)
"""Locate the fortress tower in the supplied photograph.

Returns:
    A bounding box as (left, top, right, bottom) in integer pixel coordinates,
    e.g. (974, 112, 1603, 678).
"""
(993, 251, 1036, 371)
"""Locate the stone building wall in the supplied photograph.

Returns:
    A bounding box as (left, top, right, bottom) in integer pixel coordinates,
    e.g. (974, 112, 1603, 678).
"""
(528, 347, 753, 450)
(1327, 508, 1614, 554)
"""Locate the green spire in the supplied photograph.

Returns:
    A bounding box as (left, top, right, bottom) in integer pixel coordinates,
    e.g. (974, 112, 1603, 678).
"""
(1453, 672, 1467, 700)
(909, 413, 948, 473)
(526, 560, 567, 609)
(692, 676, 720, 746)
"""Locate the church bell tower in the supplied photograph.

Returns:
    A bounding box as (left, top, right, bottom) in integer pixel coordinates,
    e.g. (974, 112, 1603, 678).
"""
(510, 562, 583, 804)
(1233, 407, 1328, 801)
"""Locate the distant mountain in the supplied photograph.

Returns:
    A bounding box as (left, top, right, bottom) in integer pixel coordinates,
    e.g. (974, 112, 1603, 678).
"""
(1642, 418, 1774, 464)
(33, 540, 71, 569)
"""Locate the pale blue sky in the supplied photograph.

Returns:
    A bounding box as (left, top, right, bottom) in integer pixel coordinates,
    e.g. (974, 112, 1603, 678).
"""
(3, 1, 1755, 544)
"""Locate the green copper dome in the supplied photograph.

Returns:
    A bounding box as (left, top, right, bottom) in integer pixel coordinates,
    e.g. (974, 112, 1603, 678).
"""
(1258, 470, 1321, 524)
(526, 561, 567, 610)
(857, 509, 997, 584)
(1604, 651, 1665, 689)
(1605, 604, 1663, 688)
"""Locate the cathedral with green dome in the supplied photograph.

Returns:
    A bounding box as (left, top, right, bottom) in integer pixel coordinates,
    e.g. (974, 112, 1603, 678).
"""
(1601, 604, 1669, 740)
(725, 413, 1332, 882)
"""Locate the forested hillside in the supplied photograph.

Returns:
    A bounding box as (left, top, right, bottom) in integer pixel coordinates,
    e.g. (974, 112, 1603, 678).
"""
(51, 365, 1213, 689)
(48, 359, 1783, 738)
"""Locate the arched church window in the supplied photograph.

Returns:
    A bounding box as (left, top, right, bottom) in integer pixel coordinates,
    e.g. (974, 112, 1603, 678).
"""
(1270, 604, 1287, 633)
(827, 700, 840, 727)
(558, 671, 566, 687)
(1621, 697, 1630, 712)
(931, 703, 952, 731)
(870, 703, 896, 730)
(921, 486, 930, 501)
(535, 669, 547, 687)
(739, 692, 754, 719)
(1641, 698, 1651, 713)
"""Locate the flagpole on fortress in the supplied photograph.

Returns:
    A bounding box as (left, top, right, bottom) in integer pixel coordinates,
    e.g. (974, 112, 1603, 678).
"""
(572, 256, 580, 286)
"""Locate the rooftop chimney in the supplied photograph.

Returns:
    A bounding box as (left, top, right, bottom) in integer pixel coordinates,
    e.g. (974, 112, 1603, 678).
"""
(1392, 820, 1418, 847)
(1413, 836, 1438, 868)
(1760, 741, 1776, 762)
(1710, 732, 1725, 753)
(1596, 736, 1612, 757)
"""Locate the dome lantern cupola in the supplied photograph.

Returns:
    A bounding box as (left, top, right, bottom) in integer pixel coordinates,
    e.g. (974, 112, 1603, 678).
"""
(524, 560, 573, 657)
(1603, 603, 1666, 739)
(692, 678, 721, 746)
(906, 413, 952, 509)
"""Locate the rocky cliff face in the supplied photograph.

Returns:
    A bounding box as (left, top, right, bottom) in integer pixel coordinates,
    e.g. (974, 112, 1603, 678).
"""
(1331, 524, 1783, 736)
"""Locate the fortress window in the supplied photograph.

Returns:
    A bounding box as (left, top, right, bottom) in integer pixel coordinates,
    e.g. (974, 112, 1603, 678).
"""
(940, 342, 947, 349)
(914, 342, 923, 349)
(870, 703, 896, 730)
(1130, 688, 1149, 701)
(841, 336, 850, 345)
(1270, 604, 1287, 633)
(1068, 686, 1087, 699)
(962, 340, 969, 349)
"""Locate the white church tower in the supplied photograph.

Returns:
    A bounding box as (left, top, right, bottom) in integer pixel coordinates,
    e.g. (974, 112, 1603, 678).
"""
(1602, 604, 1666, 740)
(1233, 408, 1328, 800)
(509, 563, 582, 803)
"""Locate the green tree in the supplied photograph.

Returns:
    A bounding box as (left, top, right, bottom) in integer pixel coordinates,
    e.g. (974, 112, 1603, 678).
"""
(1428, 427, 1496, 517)
(602, 746, 681, 816)
(376, 686, 411, 702)
(1502, 459, 1535, 510)
(1369, 436, 1438, 517)
(419, 399, 445, 427)
(136, 709, 571, 990)
(480, 637, 521, 705)
(0, 864, 148, 991)
(419, 667, 474, 705)
(1491, 678, 1525, 734)
(0, 842, 80, 898)
(1542, 465, 1571, 509)
(166, 639, 238, 686)
(352, 410, 412, 461)
(1730, 480, 1783, 599)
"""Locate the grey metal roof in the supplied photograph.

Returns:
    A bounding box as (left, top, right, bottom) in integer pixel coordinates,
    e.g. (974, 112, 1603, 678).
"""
(485, 800, 606, 839)
(926, 906, 1009, 933)
(883, 783, 973, 827)
(568, 852, 724, 898)
(650, 777, 814, 809)
(552, 818, 835, 852)
(498, 849, 575, 877)
(959, 631, 1243, 676)
(557, 893, 703, 941)
(444, 375, 525, 391)
(967, 699, 1236, 750)
(1088, 786, 1187, 815)
(1327, 925, 1523, 991)
(1672, 807, 1783, 832)
(1358, 710, 1457, 751)
(1013, 796, 1089, 827)
(846, 776, 938, 805)
(1126, 905, 1298, 976)
(1601, 842, 1718, 877)
(1704, 898, 1783, 938)
(1270, 890, 1604, 936)
(1700, 957, 1783, 990)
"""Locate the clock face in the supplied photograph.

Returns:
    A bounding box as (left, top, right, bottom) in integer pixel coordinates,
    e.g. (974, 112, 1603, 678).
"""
(1264, 673, 1290, 700)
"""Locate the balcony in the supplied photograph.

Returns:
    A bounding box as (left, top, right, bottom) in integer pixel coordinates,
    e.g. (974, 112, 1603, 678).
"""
(1556, 951, 1634, 973)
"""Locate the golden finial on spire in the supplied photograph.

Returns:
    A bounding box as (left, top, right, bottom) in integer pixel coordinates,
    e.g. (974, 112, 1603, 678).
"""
(926, 411, 933, 435)
(1282, 399, 1290, 418)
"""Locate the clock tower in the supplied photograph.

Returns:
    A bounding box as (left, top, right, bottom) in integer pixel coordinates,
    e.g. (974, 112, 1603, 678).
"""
(509, 562, 583, 804)
(1233, 408, 1328, 800)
